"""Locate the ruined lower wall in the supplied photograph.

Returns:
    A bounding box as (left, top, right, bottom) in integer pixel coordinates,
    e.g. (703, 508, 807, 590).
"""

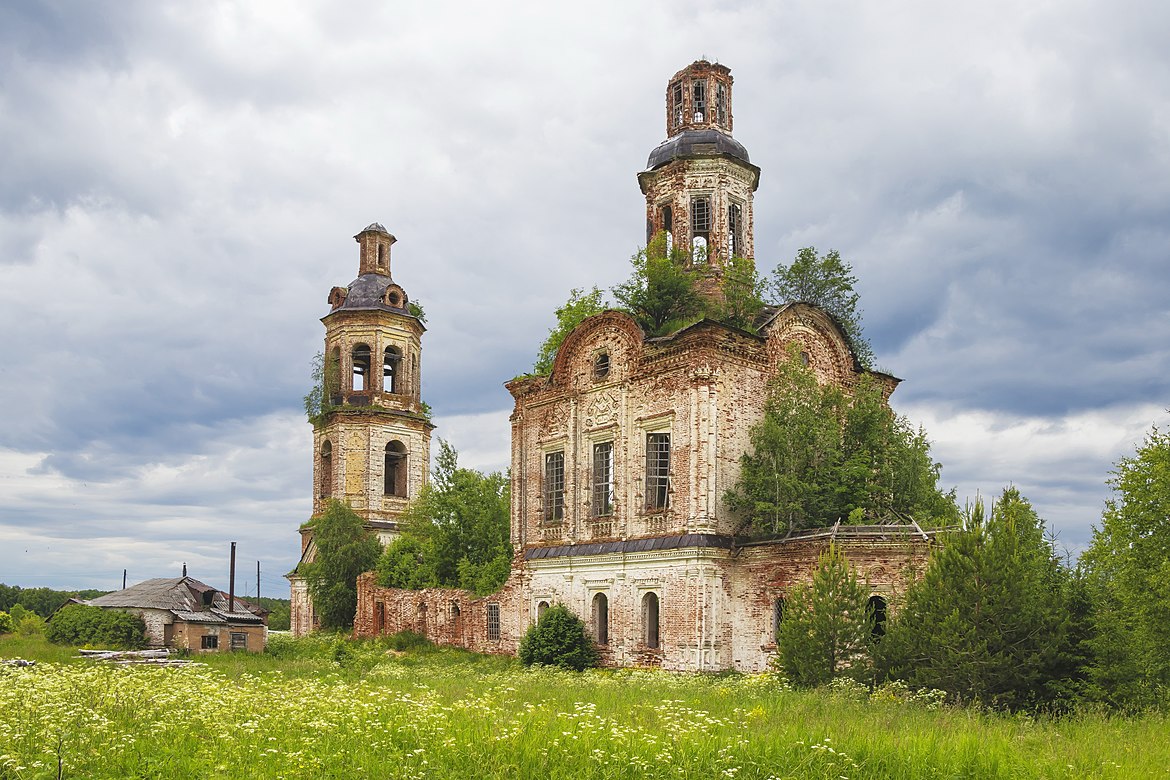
(354, 533, 936, 672)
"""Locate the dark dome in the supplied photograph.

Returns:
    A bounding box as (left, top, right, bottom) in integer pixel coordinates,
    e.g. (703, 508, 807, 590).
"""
(336, 274, 409, 314)
(646, 129, 752, 170)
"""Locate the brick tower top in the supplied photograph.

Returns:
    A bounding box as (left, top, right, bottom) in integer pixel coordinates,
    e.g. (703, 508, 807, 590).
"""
(355, 222, 396, 278)
(665, 60, 734, 136)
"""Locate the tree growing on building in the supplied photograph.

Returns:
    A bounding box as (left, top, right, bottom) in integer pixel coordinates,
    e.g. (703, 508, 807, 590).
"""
(768, 247, 874, 368)
(301, 500, 381, 629)
(377, 441, 511, 596)
(612, 232, 703, 336)
(725, 349, 956, 534)
(533, 287, 608, 375)
(774, 544, 874, 687)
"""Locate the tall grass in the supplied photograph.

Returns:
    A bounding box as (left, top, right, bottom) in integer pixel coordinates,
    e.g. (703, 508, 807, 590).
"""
(1, 633, 1164, 779)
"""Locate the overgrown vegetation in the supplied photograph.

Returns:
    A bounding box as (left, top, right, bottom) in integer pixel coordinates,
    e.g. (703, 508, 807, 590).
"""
(301, 499, 381, 629)
(2, 631, 1167, 778)
(44, 604, 147, 649)
(518, 604, 600, 671)
(611, 232, 704, 336)
(0, 584, 108, 618)
(726, 347, 957, 535)
(377, 440, 512, 596)
(533, 287, 607, 374)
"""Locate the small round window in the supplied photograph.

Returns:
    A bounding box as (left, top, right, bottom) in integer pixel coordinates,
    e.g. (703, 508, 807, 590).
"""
(594, 352, 610, 380)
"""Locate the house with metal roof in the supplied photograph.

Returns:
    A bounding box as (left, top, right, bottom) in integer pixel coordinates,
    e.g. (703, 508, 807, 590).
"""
(87, 576, 268, 652)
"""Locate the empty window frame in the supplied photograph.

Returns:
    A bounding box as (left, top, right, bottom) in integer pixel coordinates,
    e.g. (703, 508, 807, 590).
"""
(594, 352, 610, 380)
(691, 196, 711, 263)
(692, 79, 707, 122)
(384, 440, 408, 497)
(728, 202, 744, 258)
(384, 346, 402, 393)
(544, 451, 565, 522)
(716, 81, 728, 126)
(201, 635, 218, 650)
(319, 440, 333, 499)
(772, 597, 785, 641)
(351, 344, 371, 392)
(642, 592, 660, 649)
(645, 433, 670, 511)
(487, 603, 501, 641)
(868, 595, 888, 640)
(537, 601, 549, 620)
(671, 81, 684, 129)
(661, 204, 674, 254)
(593, 592, 609, 645)
(592, 441, 614, 517)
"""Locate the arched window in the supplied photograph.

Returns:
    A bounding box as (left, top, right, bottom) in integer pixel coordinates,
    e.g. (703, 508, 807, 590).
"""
(867, 595, 888, 640)
(351, 344, 371, 392)
(384, 440, 407, 497)
(319, 440, 333, 499)
(537, 601, 549, 621)
(772, 597, 785, 641)
(326, 347, 342, 403)
(690, 196, 710, 264)
(593, 593, 609, 645)
(661, 204, 674, 254)
(642, 592, 660, 649)
(384, 346, 402, 393)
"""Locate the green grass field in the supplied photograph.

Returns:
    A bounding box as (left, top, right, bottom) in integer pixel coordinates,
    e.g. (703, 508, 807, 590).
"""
(1, 633, 1166, 779)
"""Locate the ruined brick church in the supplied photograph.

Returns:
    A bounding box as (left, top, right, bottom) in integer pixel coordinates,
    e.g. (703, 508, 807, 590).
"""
(291, 61, 941, 671)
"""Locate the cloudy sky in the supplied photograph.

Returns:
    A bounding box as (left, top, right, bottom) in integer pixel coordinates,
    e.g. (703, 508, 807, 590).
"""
(2, 0, 1167, 594)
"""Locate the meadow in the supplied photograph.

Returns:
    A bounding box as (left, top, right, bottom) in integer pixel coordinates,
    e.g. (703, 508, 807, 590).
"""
(1, 633, 1166, 780)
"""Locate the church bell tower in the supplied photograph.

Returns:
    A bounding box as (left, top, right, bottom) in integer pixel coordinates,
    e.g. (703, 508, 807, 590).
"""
(290, 223, 433, 635)
(638, 60, 761, 298)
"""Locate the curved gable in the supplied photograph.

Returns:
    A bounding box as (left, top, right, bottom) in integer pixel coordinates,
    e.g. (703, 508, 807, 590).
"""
(762, 303, 861, 388)
(549, 310, 644, 391)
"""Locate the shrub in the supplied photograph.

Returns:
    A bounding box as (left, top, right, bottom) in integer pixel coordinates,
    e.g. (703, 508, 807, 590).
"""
(0, 611, 12, 634)
(385, 630, 432, 652)
(45, 604, 147, 649)
(518, 604, 599, 672)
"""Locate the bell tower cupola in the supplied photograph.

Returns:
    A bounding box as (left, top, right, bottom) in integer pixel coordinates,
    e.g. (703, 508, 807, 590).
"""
(638, 60, 761, 299)
(356, 222, 396, 277)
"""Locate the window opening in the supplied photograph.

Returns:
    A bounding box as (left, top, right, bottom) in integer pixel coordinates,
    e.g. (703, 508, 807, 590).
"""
(645, 433, 670, 511)
(327, 347, 342, 404)
(384, 440, 408, 497)
(594, 352, 610, 380)
(377, 244, 385, 267)
(487, 603, 501, 641)
(230, 632, 247, 651)
(592, 441, 614, 517)
(412, 354, 419, 395)
(772, 597, 785, 640)
(800, 350, 810, 367)
(643, 592, 660, 649)
(661, 204, 674, 254)
(544, 451, 565, 522)
(671, 81, 684, 129)
(728, 202, 743, 258)
(692, 79, 706, 122)
(319, 441, 333, 499)
(201, 635, 218, 650)
(537, 601, 549, 620)
(716, 81, 727, 126)
(593, 593, 609, 645)
(351, 344, 371, 392)
(450, 600, 461, 618)
(384, 346, 402, 393)
(691, 197, 711, 263)
(868, 595, 888, 640)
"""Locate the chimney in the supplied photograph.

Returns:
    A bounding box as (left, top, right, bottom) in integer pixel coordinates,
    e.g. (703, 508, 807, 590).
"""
(229, 542, 237, 614)
(182, 562, 187, 578)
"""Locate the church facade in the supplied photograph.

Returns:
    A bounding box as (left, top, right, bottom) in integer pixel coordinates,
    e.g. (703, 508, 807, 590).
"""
(335, 61, 939, 670)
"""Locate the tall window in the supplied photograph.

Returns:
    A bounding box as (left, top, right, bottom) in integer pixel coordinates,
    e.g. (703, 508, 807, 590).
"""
(487, 603, 501, 641)
(868, 595, 888, 639)
(384, 440, 407, 497)
(645, 433, 670, 511)
(661, 204, 674, 254)
(671, 81, 684, 129)
(544, 451, 565, 522)
(351, 344, 371, 392)
(772, 597, 785, 641)
(383, 346, 402, 393)
(728, 202, 743, 258)
(692, 79, 706, 122)
(691, 197, 710, 263)
(326, 347, 342, 403)
(643, 592, 660, 649)
(319, 440, 333, 499)
(592, 442, 614, 517)
(593, 593, 609, 645)
(716, 81, 728, 126)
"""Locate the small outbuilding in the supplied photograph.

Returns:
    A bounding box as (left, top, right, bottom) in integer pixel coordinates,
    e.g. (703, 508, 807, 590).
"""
(86, 576, 268, 652)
